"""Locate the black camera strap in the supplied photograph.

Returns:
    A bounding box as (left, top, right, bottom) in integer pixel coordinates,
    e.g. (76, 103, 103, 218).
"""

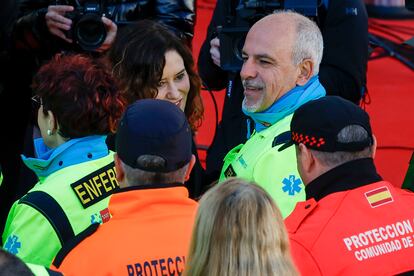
(227, 71, 238, 98)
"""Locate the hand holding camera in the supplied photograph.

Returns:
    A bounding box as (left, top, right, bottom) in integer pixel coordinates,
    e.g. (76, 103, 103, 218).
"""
(210, 37, 221, 67)
(216, 0, 319, 72)
(45, 1, 117, 51)
(96, 16, 117, 52)
(45, 5, 74, 43)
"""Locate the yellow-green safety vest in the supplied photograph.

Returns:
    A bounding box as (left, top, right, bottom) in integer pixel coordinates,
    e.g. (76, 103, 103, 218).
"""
(220, 114, 305, 218)
(2, 152, 119, 266)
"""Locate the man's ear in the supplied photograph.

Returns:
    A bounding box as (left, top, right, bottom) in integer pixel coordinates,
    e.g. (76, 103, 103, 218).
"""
(184, 155, 196, 182)
(296, 59, 314, 86)
(114, 154, 125, 185)
(298, 143, 314, 174)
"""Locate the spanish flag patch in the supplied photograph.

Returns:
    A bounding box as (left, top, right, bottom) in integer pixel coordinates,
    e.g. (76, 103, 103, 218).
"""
(365, 186, 393, 208)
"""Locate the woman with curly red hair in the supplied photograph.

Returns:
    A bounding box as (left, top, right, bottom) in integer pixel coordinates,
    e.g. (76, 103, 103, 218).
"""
(2, 54, 126, 266)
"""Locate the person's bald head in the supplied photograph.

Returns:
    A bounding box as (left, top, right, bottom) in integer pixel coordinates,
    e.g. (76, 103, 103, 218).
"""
(249, 12, 297, 48)
(252, 11, 323, 74)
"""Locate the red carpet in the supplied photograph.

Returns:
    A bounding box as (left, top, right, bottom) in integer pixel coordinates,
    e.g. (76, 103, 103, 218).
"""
(193, 2, 414, 186)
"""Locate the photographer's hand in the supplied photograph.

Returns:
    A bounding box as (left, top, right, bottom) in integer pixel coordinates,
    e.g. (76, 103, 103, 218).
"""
(96, 17, 117, 53)
(210, 37, 221, 67)
(45, 5, 74, 43)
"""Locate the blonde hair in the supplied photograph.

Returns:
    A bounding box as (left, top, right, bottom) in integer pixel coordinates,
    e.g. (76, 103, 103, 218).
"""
(184, 178, 298, 276)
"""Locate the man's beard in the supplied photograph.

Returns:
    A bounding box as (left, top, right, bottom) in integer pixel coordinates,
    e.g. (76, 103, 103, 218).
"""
(242, 79, 265, 113)
(242, 97, 265, 113)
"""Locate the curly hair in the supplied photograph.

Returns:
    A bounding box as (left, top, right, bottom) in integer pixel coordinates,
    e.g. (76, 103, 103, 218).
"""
(32, 53, 126, 139)
(107, 20, 203, 131)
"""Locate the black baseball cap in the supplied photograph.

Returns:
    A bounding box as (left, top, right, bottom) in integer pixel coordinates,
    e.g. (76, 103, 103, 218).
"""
(280, 96, 373, 152)
(116, 99, 192, 172)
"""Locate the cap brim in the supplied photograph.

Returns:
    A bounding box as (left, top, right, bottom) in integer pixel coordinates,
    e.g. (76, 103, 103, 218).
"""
(278, 140, 294, 152)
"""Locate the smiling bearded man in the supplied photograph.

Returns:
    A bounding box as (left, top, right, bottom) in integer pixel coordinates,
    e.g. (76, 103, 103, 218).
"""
(219, 11, 326, 218)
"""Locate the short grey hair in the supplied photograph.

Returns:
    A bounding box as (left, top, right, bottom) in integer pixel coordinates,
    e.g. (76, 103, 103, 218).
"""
(120, 157, 189, 186)
(311, 125, 373, 167)
(274, 10, 324, 75)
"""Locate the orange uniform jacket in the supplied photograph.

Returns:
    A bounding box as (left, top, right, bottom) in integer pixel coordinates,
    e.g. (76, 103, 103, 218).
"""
(286, 158, 414, 275)
(52, 184, 198, 276)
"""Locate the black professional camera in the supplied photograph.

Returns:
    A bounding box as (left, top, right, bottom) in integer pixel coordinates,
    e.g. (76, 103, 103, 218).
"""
(58, 0, 107, 51)
(218, 0, 320, 72)
(407, 0, 414, 11)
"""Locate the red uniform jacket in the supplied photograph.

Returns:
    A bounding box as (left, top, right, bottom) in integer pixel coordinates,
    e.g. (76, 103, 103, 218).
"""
(286, 158, 414, 275)
(52, 184, 198, 276)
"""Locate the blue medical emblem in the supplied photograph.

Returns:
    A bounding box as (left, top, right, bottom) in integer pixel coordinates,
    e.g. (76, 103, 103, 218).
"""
(4, 235, 21, 254)
(90, 213, 102, 224)
(282, 175, 302, 196)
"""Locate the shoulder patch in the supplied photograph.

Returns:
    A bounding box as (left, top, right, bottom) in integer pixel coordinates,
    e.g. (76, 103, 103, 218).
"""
(53, 223, 100, 268)
(365, 186, 393, 208)
(71, 162, 119, 208)
(224, 164, 237, 178)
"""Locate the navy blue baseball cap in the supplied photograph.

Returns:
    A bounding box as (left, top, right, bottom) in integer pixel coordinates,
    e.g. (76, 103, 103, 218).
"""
(116, 99, 192, 172)
(280, 96, 373, 152)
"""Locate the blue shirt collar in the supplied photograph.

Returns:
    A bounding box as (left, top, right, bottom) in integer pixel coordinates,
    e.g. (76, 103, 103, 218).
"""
(22, 135, 109, 179)
(243, 75, 326, 133)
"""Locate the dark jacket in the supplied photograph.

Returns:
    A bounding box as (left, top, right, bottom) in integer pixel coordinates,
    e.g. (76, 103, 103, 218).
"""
(198, 0, 369, 180)
(13, 0, 195, 57)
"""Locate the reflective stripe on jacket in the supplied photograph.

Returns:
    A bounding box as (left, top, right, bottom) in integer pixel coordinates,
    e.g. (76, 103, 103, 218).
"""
(2, 153, 118, 266)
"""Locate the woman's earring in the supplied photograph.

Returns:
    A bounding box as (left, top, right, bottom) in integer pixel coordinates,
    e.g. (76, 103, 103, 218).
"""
(47, 129, 53, 136)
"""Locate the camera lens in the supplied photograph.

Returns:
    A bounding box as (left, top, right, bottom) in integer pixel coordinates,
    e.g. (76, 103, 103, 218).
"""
(75, 14, 106, 50)
(233, 36, 246, 61)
